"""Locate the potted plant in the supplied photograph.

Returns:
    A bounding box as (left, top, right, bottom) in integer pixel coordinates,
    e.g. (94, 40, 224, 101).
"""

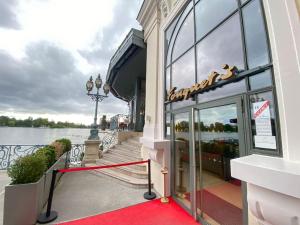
(4, 154, 46, 225)
(3, 139, 72, 225)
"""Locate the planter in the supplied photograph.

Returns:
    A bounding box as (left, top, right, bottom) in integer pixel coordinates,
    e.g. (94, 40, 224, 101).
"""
(42, 152, 68, 207)
(3, 176, 45, 225)
(3, 152, 69, 225)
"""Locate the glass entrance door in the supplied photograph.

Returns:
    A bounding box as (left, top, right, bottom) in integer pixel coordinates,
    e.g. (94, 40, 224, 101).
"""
(173, 112, 192, 211)
(194, 99, 245, 225)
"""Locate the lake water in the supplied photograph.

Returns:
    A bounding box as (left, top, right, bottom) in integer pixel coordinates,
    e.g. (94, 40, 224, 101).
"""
(0, 127, 108, 145)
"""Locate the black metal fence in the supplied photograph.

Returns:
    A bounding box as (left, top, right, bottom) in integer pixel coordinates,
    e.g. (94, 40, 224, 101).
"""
(0, 144, 85, 170)
(0, 131, 118, 170)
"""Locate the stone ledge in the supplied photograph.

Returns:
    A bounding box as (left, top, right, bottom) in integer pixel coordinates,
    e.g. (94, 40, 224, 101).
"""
(231, 154, 300, 198)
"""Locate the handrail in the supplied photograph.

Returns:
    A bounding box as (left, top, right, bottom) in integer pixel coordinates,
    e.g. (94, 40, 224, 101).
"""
(101, 131, 118, 153)
(0, 131, 119, 169)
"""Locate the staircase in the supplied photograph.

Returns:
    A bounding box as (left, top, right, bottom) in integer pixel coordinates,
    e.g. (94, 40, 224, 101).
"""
(89, 136, 150, 189)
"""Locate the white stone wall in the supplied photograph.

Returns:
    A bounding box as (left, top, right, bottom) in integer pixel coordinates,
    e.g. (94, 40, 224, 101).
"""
(245, 1, 300, 224)
(263, 0, 300, 161)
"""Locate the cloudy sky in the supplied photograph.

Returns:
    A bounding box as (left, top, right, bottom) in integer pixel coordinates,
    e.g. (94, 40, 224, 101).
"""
(0, 0, 142, 125)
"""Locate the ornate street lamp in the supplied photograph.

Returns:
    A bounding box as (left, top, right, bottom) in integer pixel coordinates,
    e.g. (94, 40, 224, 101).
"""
(86, 74, 110, 140)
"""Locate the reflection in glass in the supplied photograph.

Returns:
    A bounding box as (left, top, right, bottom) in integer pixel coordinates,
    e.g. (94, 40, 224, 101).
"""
(172, 10, 194, 61)
(174, 113, 191, 209)
(166, 2, 193, 66)
(197, 105, 243, 225)
(198, 79, 246, 104)
(166, 103, 171, 111)
(196, 14, 244, 81)
(165, 16, 179, 48)
(166, 67, 170, 93)
(171, 49, 195, 109)
(249, 69, 272, 90)
(250, 91, 277, 150)
(165, 113, 171, 137)
(195, 0, 237, 41)
(243, 0, 269, 69)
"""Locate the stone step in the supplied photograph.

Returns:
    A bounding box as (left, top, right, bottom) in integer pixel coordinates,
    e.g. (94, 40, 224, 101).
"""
(113, 145, 141, 155)
(96, 159, 148, 179)
(126, 138, 142, 146)
(132, 136, 141, 140)
(102, 154, 147, 171)
(115, 145, 141, 154)
(90, 167, 151, 189)
(104, 151, 141, 162)
(120, 142, 142, 151)
(109, 147, 141, 158)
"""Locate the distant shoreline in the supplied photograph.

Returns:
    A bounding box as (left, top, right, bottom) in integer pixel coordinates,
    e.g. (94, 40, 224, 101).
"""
(0, 126, 90, 129)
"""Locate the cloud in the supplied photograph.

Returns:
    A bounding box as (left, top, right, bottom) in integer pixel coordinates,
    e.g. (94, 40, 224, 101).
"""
(0, 41, 127, 119)
(79, 0, 142, 71)
(0, 1, 142, 124)
(0, 0, 20, 29)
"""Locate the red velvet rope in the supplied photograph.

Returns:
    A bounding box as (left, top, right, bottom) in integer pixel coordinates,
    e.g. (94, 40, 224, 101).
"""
(58, 160, 149, 173)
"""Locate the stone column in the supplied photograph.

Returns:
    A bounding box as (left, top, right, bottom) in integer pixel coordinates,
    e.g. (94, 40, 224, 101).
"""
(82, 139, 101, 165)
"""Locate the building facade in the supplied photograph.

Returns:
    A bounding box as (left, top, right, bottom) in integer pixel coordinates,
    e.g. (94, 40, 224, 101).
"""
(106, 29, 146, 132)
(137, 0, 300, 224)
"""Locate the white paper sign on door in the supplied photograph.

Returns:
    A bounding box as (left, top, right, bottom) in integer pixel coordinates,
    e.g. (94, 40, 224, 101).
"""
(253, 101, 272, 136)
(254, 135, 276, 149)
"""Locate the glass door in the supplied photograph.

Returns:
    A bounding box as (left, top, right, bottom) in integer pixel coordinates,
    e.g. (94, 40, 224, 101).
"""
(173, 112, 192, 211)
(194, 97, 246, 225)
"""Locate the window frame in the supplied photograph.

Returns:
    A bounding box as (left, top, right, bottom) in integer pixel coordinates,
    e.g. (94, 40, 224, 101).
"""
(163, 0, 281, 157)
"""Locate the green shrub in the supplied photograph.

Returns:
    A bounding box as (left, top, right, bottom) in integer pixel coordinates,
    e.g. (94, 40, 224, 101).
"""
(55, 138, 71, 153)
(51, 141, 64, 159)
(8, 154, 46, 184)
(35, 146, 56, 169)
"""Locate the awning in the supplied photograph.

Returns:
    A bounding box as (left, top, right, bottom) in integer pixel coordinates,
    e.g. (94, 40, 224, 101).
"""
(106, 28, 146, 102)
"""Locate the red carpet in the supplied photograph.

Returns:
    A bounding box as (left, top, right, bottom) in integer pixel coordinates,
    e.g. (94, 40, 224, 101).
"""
(57, 198, 200, 225)
(187, 190, 242, 225)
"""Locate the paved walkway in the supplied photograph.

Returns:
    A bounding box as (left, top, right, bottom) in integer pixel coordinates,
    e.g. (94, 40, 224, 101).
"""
(38, 171, 156, 224)
(0, 170, 11, 225)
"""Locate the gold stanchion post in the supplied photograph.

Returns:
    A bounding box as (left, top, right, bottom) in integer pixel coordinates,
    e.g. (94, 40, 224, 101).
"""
(161, 167, 169, 203)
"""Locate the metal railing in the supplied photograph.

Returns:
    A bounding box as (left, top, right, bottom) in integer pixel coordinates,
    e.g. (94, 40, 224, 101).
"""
(102, 131, 118, 153)
(0, 144, 85, 170)
(0, 131, 118, 170)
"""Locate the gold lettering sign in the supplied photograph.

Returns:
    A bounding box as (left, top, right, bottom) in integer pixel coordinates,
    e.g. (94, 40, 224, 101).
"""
(166, 64, 238, 102)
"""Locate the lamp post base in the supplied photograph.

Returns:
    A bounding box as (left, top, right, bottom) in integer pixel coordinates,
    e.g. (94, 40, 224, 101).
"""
(88, 127, 100, 140)
(82, 139, 101, 165)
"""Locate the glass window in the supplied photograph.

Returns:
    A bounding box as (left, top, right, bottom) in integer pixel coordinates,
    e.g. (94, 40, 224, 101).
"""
(172, 10, 194, 61)
(166, 103, 171, 111)
(195, 0, 237, 41)
(166, 2, 193, 66)
(198, 79, 246, 103)
(196, 14, 244, 81)
(240, 0, 249, 5)
(243, 0, 270, 69)
(171, 49, 196, 109)
(174, 112, 191, 209)
(165, 113, 171, 137)
(166, 67, 170, 93)
(172, 48, 195, 90)
(249, 69, 272, 90)
(249, 91, 277, 151)
(166, 16, 179, 48)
